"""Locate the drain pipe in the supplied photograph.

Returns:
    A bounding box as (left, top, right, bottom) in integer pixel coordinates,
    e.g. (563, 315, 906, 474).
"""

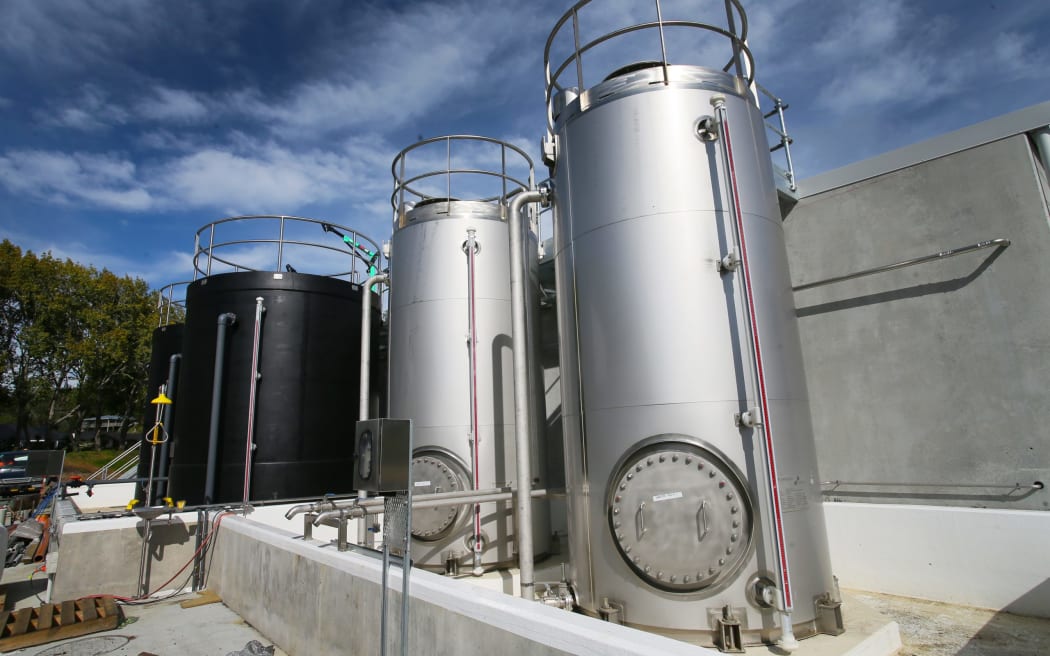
(509, 187, 548, 600)
(204, 313, 237, 505)
(359, 273, 388, 546)
(157, 354, 180, 499)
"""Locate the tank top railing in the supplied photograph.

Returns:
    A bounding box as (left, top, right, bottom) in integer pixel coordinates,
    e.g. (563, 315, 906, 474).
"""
(544, 0, 754, 135)
(156, 281, 190, 327)
(390, 135, 534, 226)
(756, 83, 797, 194)
(192, 215, 384, 284)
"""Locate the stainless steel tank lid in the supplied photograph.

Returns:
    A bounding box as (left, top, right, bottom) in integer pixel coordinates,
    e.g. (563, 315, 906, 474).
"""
(411, 454, 466, 540)
(608, 442, 753, 593)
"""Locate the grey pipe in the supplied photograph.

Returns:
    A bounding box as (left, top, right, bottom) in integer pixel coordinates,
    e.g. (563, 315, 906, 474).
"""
(205, 312, 237, 504)
(509, 188, 547, 600)
(359, 273, 388, 547)
(360, 274, 389, 419)
(157, 353, 181, 499)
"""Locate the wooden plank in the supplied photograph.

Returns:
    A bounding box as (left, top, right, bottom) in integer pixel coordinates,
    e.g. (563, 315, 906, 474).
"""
(179, 588, 222, 609)
(101, 596, 119, 619)
(79, 599, 98, 622)
(36, 604, 53, 630)
(59, 600, 75, 627)
(0, 610, 11, 636)
(10, 608, 31, 636)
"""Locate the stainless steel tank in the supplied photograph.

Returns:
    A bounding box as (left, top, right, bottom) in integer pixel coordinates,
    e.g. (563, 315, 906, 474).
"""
(389, 136, 550, 572)
(543, 1, 838, 646)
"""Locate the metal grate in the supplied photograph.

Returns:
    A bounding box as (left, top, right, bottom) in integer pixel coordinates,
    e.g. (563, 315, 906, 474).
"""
(383, 493, 410, 556)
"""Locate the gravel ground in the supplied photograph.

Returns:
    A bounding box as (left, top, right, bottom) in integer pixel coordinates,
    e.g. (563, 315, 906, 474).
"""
(850, 590, 1050, 656)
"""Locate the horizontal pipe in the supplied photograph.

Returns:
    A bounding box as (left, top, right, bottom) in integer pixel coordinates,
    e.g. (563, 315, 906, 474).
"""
(312, 488, 550, 527)
(822, 480, 1044, 491)
(792, 238, 1010, 292)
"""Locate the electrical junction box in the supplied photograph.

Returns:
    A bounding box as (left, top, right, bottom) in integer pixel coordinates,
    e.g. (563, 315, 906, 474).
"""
(353, 419, 411, 493)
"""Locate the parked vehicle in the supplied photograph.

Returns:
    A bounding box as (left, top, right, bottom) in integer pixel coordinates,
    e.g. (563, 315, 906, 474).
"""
(0, 451, 38, 494)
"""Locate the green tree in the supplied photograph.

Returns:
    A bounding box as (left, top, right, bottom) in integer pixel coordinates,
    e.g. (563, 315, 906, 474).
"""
(0, 239, 157, 450)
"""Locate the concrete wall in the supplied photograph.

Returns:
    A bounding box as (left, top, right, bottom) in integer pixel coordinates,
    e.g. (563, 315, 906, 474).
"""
(209, 517, 716, 656)
(784, 134, 1050, 511)
(824, 502, 1050, 618)
(52, 512, 200, 601)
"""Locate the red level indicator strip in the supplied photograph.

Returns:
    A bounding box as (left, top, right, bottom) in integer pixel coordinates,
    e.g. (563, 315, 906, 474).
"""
(721, 107, 793, 611)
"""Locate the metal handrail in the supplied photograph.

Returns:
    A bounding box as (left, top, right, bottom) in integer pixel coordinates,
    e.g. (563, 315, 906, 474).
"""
(390, 135, 535, 218)
(756, 83, 797, 193)
(156, 281, 191, 327)
(544, 0, 753, 134)
(192, 215, 383, 282)
(822, 480, 1044, 491)
(89, 443, 141, 480)
(792, 238, 1010, 292)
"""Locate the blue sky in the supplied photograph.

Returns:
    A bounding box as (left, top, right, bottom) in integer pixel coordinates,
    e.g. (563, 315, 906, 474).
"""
(1, 0, 1048, 289)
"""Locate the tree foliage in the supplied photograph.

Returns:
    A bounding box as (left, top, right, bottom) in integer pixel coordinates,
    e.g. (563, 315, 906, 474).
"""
(0, 239, 157, 448)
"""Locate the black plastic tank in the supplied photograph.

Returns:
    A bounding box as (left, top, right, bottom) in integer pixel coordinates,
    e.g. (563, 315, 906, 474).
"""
(167, 271, 381, 504)
(136, 323, 184, 501)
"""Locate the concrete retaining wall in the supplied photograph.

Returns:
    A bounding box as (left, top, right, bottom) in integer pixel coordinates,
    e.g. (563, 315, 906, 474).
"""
(208, 517, 716, 656)
(52, 512, 200, 601)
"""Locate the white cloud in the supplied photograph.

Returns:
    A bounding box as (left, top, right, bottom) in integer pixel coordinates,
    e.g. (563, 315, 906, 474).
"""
(0, 149, 152, 211)
(38, 84, 129, 131)
(136, 87, 210, 123)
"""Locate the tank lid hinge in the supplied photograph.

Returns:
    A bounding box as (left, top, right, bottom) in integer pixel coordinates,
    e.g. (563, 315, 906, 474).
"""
(714, 605, 746, 653)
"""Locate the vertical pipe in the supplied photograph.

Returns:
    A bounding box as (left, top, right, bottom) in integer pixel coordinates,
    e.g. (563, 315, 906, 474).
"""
(724, 0, 744, 79)
(157, 354, 180, 499)
(242, 297, 264, 511)
(712, 95, 798, 651)
(572, 9, 584, 89)
(205, 313, 237, 505)
(464, 229, 483, 575)
(360, 273, 389, 546)
(654, 0, 670, 85)
(509, 189, 544, 600)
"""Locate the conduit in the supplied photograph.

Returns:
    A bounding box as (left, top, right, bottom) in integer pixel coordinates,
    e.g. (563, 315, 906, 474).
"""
(712, 95, 798, 651)
(204, 312, 237, 505)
